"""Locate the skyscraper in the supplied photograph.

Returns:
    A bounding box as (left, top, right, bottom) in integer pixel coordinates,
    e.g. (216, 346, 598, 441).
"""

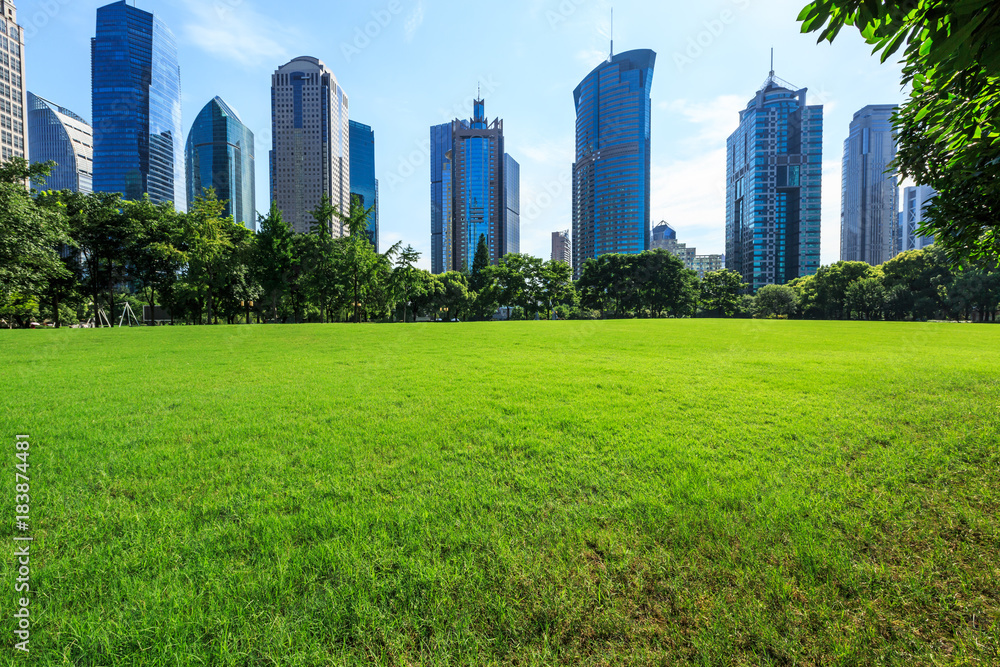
(572, 49, 656, 277)
(726, 70, 823, 290)
(0, 1, 26, 165)
(841, 104, 898, 264)
(349, 120, 378, 250)
(27, 92, 93, 193)
(270, 56, 350, 235)
(185, 96, 255, 230)
(551, 230, 571, 265)
(503, 153, 520, 256)
(92, 1, 184, 209)
(430, 98, 518, 273)
(900, 185, 937, 252)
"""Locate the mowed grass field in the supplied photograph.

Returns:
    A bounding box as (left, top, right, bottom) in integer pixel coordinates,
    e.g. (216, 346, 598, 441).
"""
(1, 320, 998, 666)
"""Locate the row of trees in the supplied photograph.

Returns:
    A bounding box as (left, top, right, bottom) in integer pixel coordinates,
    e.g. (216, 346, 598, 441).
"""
(0, 160, 582, 327)
(753, 249, 1000, 322)
(573, 246, 999, 322)
(2, 159, 997, 328)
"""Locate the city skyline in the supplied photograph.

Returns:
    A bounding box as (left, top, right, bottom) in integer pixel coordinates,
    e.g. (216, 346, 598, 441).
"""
(23, 0, 905, 270)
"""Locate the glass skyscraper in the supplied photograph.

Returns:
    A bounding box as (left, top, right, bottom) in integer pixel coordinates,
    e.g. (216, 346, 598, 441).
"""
(430, 98, 519, 273)
(503, 153, 520, 255)
(572, 49, 656, 277)
(27, 92, 93, 193)
(92, 1, 184, 209)
(841, 104, 898, 265)
(726, 72, 823, 290)
(185, 96, 255, 230)
(270, 56, 350, 236)
(349, 120, 378, 250)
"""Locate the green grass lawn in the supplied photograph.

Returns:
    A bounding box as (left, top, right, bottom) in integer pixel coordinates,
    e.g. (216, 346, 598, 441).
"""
(1, 320, 998, 666)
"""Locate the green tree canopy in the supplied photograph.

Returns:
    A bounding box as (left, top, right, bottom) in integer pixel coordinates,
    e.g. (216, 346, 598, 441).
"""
(799, 0, 1000, 264)
(0, 159, 69, 306)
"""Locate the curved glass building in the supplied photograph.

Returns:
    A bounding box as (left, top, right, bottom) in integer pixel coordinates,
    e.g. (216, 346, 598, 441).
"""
(27, 92, 93, 193)
(726, 72, 823, 290)
(572, 49, 656, 277)
(92, 1, 184, 209)
(186, 97, 256, 230)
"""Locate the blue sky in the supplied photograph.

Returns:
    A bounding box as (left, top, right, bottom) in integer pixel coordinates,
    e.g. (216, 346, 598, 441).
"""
(22, 0, 905, 269)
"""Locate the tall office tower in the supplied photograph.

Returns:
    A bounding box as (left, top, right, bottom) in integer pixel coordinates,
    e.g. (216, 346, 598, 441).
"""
(841, 105, 898, 264)
(503, 153, 520, 256)
(726, 69, 823, 290)
(430, 98, 517, 272)
(27, 92, 93, 193)
(900, 185, 937, 252)
(270, 56, 350, 235)
(0, 1, 25, 164)
(551, 230, 571, 265)
(92, 1, 184, 209)
(430, 122, 453, 274)
(572, 49, 656, 278)
(185, 97, 255, 230)
(349, 120, 378, 250)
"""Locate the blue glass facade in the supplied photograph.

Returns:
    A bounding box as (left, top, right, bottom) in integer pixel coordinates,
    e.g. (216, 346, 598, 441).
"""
(572, 49, 655, 277)
(92, 1, 184, 209)
(431, 99, 516, 273)
(185, 96, 255, 230)
(726, 75, 823, 290)
(349, 119, 378, 250)
(27, 92, 93, 193)
(651, 221, 677, 245)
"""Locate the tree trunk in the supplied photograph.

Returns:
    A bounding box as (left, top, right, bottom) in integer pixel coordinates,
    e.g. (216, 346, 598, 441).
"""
(108, 258, 116, 325)
(53, 293, 61, 329)
(147, 289, 156, 327)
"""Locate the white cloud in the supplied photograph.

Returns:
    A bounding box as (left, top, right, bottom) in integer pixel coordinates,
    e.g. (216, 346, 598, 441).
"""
(661, 95, 745, 150)
(576, 48, 608, 66)
(651, 149, 728, 255)
(821, 159, 842, 265)
(404, 2, 425, 43)
(182, 0, 294, 68)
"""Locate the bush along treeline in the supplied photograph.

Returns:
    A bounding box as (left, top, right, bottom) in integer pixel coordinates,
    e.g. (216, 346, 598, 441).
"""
(3, 159, 999, 327)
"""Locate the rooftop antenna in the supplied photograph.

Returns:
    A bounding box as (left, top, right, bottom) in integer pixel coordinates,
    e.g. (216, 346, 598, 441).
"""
(769, 47, 774, 77)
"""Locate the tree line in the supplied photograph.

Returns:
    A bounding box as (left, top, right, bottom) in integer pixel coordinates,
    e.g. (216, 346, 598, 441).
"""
(2, 159, 998, 328)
